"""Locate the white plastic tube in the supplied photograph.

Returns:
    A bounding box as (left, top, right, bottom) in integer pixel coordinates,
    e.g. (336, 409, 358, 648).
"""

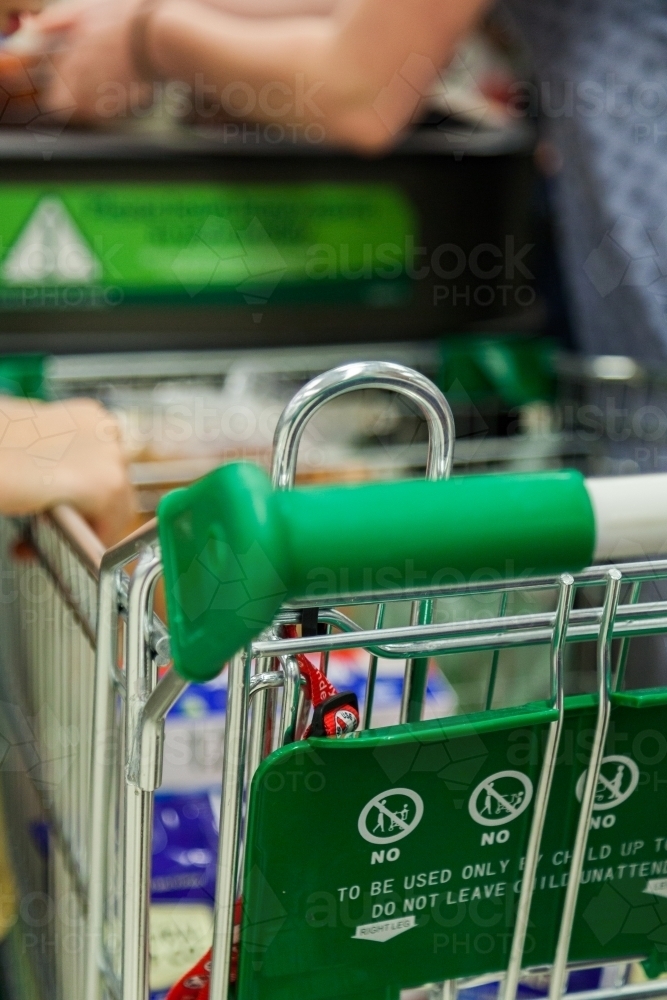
(586, 473, 667, 561)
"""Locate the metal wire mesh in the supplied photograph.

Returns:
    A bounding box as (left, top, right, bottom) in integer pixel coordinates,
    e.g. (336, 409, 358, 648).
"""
(0, 512, 102, 1000)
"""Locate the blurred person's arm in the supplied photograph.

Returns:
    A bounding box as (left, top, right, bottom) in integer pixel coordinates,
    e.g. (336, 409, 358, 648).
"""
(147, 0, 490, 148)
(203, 0, 336, 12)
(35, 0, 490, 149)
(0, 396, 135, 545)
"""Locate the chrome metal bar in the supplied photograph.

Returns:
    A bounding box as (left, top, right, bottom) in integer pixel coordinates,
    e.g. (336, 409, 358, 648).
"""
(83, 517, 165, 1000)
(247, 667, 307, 776)
(115, 569, 167, 664)
(615, 581, 642, 691)
(271, 361, 455, 489)
(436, 980, 458, 1000)
(363, 658, 379, 729)
(121, 549, 162, 1000)
(548, 569, 622, 1000)
(247, 667, 268, 783)
(485, 591, 509, 710)
(209, 650, 251, 1000)
(320, 628, 331, 678)
(140, 663, 186, 724)
(252, 601, 667, 659)
(295, 673, 310, 740)
(502, 574, 574, 1000)
(282, 558, 667, 609)
(128, 667, 188, 791)
(151, 619, 171, 666)
(108, 516, 158, 565)
(279, 656, 302, 746)
(363, 605, 385, 730)
(48, 340, 440, 389)
(249, 669, 291, 694)
(284, 602, 606, 650)
(401, 597, 435, 724)
(271, 361, 455, 726)
(85, 559, 123, 1000)
(247, 627, 281, 778)
(400, 599, 423, 724)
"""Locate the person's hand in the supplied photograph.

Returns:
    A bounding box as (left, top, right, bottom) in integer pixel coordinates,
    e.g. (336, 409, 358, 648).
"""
(0, 0, 43, 37)
(29, 0, 149, 123)
(50, 397, 137, 545)
(28, 0, 336, 125)
(0, 396, 136, 546)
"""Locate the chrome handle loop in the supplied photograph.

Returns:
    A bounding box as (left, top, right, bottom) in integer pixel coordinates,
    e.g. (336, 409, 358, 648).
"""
(270, 361, 455, 490)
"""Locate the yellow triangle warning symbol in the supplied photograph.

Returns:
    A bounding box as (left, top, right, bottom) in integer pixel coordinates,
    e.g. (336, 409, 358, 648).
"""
(2, 196, 102, 284)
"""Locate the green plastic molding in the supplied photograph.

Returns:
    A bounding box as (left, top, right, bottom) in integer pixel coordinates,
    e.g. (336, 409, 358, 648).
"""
(0, 354, 46, 399)
(157, 463, 595, 682)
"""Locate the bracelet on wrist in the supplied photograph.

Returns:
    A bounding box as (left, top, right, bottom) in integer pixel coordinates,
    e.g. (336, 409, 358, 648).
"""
(129, 0, 166, 82)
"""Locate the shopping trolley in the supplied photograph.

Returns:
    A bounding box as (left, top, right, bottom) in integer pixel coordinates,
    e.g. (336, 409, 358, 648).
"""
(4, 362, 667, 1000)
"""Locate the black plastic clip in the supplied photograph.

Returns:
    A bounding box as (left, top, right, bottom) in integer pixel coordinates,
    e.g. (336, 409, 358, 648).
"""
(309, 691, 359, 737)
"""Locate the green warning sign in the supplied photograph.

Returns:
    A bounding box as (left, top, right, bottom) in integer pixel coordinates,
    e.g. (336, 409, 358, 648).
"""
(0, 183, 415, 310)
(239, 703, 555, 1000)
(238, 689, 667, 1000)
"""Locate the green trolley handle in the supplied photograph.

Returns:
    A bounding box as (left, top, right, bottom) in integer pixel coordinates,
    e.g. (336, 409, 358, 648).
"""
(157, 462, 595, 683)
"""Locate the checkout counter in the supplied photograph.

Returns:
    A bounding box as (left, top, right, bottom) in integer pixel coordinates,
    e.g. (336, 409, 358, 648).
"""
(0, 121, 536, 354)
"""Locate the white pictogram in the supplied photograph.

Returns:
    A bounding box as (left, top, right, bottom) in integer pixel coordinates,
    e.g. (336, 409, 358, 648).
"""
(468, 770, 533, 827)
(353, 915, 416, 942)
(358, 788, 424, 845)
(575, 755, 639, 810)
(2, 197, 101, 284)
(644, 878, 667, 899)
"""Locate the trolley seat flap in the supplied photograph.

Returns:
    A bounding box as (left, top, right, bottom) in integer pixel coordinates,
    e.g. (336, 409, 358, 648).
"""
(237, 701, 558, 1000)
(237, 690, 667, 1000)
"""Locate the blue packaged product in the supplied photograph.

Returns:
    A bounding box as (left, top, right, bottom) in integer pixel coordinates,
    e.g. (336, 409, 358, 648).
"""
(149, 791, 218, 999)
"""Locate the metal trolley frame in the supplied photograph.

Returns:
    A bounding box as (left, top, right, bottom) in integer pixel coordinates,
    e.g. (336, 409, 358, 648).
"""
(2, 362, 667, 1000)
